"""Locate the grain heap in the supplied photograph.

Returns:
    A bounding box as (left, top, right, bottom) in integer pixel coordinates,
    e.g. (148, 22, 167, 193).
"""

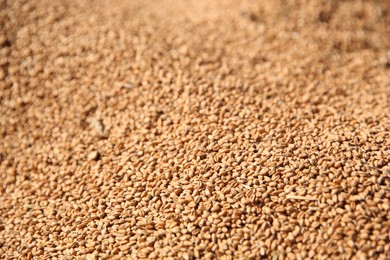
(1, 0, 390, 259)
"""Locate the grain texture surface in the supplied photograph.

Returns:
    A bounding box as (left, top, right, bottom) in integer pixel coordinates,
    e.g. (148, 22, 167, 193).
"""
(1, 0, 390, 259)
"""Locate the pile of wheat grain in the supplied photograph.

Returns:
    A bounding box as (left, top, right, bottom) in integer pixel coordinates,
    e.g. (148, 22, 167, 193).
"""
(1, 0, 389, 259)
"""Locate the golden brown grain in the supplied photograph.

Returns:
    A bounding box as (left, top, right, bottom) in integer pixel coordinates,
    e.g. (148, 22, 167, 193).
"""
(1, 0, 390, 259)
